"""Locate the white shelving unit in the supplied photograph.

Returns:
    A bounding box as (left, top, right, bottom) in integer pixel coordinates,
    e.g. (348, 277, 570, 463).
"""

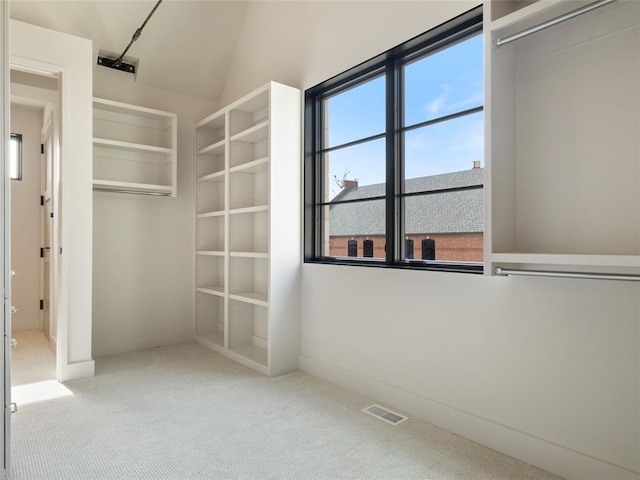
(485, 0, 640, 275)
(93, 98, 177, 197)
(194, 81, 301, 376)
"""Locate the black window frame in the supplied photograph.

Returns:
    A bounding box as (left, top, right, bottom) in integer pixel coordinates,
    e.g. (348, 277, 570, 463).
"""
(304, 6, 483, 274)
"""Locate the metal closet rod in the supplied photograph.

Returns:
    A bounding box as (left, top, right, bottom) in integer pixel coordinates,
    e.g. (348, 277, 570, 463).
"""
(494, 267, 640, 282)
(495, 0, 617, 47)
(93, 188, 172, 197)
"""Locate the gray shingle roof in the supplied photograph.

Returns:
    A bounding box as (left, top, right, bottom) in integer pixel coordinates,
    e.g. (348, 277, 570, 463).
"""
(329, 168, 483, 236)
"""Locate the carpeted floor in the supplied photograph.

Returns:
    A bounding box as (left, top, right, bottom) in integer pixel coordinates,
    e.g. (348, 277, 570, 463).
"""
(10, 331, 563, 480)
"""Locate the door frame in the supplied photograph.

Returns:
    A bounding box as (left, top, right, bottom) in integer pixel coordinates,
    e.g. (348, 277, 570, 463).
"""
(10, 20, 94, 384)
(1, 1, 10, 477)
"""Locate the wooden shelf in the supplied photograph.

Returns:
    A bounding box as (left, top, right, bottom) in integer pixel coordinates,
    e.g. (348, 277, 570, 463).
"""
(230, 157, 269, 174)
(197, 171, 225, 183)
(230, 120, 269, 143)
(196, 332, 225, 349)
(197, 286, 225, 297)
(485, 0, 639, 274)
(93, 97, 177, 197)
(93, 138, 173, 156)
(92, 180, 173, 194)
(197, 251, 225, 257)
(230, 292, 268, 307)
(197, 211, 225, 218)
(229, 205, 268, 215)
(230, 344, 268, 367)
(197, 139, 225, 156)
(229, 251, 269, 259)
(194, 82, 301, 377)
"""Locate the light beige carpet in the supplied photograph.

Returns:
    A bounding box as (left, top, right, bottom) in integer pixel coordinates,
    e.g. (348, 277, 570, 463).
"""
(10, 332, 563, 480)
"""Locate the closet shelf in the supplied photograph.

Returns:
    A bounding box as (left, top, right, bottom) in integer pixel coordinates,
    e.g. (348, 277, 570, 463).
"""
(197, 139, 225, 156)
(229, 251, 269, 259)
(93, 138, 173, 156)
(230, 157, 269, 174)
(197, 286, 225, 297)
(230, 345, 268, 368)
(197, 171, 225, 183)
(230, 120, 269, 143)
(230, 292, 268, 307)
(92, 179, 172, 194)
(194, 81, 301, 377)
(197, 211, 225, 218)
(197, 251, 225, 257)
(229, 205, 268, 215)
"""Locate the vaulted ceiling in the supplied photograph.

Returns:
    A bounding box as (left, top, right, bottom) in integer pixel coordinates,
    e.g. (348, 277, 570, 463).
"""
(9, 0, 250, 102)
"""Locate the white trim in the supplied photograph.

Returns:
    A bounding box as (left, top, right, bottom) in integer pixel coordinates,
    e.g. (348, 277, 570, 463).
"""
(299, 354, 640, 480)
(57, 359, 95, 383)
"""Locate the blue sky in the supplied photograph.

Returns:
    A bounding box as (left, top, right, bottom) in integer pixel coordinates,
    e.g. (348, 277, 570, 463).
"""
(326, 34, 483, 197)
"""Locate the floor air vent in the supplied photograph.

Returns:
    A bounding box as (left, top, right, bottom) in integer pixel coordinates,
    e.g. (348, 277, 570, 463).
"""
(362, 404, 408, 426)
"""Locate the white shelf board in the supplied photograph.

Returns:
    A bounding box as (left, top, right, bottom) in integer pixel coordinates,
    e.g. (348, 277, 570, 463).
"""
(197, 286, 225, 297)
(93, 137, 173, 156)
(230, 157, 269, 174)
(197, 211, 225, 218)
(195, 110, 225, 130)
(196, 251, 225, 257)
(229, 251, 269, 259)
(93, 179, 173, 194)
(195, 333, 225, 350)
(230, 344, 268, 368)
(198, 139, 225, 156)
(229, 205, 268, 215)
(94, 97, 175, 121)
(490, 253, 640, 268)
(490, 0, 605, 39)
(230, 292, 268, 307)
(230, 120, 269, 143)
(197, 171, 225, 183)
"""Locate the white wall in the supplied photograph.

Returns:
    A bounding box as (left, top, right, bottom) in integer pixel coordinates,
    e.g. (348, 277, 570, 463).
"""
(220, 2, 640, 479)
(11, 20, 94, 382)
(92, 67, 216, 357)
(11, 105, 42, 332)
(10, 104, 42, 332)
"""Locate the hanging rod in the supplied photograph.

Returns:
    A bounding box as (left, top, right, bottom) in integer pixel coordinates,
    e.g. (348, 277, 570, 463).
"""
(495, 0, 617, 47)
(494, 267, 640, 282)
(93, 188, 172, 197)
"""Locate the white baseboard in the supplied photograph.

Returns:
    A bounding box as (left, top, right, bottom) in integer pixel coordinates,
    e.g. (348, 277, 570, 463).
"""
(58, 359, 94, 383)
(299, 354, 639, 480)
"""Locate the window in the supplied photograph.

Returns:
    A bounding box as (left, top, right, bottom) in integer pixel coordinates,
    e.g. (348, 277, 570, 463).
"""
(304, 7, 483, 273)
(10, 133, 23, 181)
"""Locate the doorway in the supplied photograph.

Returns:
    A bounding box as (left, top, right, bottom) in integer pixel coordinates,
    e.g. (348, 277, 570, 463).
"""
(9, 68, 59, 385)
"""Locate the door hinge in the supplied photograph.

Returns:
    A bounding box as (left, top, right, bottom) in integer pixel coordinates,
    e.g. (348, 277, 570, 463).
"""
(40, 247, 44, 258)
(40, 299, 43, 310)
(40, 195, 44, 206)
(41, 143, 44, 154)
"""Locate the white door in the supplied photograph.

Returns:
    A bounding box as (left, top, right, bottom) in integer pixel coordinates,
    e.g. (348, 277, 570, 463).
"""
(40, 115, 52, 340)
(1, 0, 11, 476)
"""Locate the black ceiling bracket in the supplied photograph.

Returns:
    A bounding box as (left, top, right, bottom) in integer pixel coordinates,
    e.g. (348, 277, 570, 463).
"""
(96, 0, 163, 75)
(97, 56, 136, 74)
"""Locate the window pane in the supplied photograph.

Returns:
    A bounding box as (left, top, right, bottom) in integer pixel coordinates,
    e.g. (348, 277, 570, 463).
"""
(324, 138, 385, 202)
(323, 199, 385, 259)
(325, 75, 385, 148)
(404, 111, 483, 188)
(10, 134, 22, 181)
(403, 193, 483, 262)
(404, 34, 483, 127)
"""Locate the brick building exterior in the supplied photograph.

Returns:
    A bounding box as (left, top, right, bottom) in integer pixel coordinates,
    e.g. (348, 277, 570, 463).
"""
(327, 168, 483, 262)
